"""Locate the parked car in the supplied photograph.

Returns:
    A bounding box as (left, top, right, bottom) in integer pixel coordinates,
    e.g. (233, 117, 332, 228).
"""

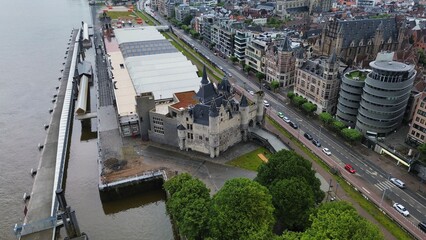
(249, 90, 254, 95)
(322, 148, 331, 156)
(283, 117, 291, 123)
(390, 177, 406, 189)
(312, 139, 321, 147)
(264, 100, 270, 107)
(418, 221, 426, 233)
(289, 121, 298, 129)
(344, 164, 356, 174)
(304, 132, 313, 140)
(227, 72, 232, 77)
(277, 112, 284, 118)
(393, 203, 409, 217)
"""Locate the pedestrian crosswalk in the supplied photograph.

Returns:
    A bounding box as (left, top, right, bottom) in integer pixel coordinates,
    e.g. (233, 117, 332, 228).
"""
(374, 181, 395, 191)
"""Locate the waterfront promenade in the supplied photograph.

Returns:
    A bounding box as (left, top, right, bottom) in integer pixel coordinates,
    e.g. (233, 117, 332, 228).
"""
(16, 29, 79, 240)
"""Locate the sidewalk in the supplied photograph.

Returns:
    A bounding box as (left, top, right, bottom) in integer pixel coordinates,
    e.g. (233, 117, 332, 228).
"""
(263, 120, 396, 240)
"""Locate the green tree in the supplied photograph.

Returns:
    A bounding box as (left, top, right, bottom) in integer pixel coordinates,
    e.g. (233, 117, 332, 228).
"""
(287, 92, 295, 100)
(302, 102, 317, 113)
(244, 65, 252, 74)
(271, 80, 280, 91)
(341, 128, 363, 142)
(417, 143, 426, 163)
(319, 112, 333, 125)
(230, 56, 238, 63)
(302, 201, 384, 240)
(164, 173, 193, 196)
(256, 72, 266, 82)
(269, 178, 315, 232)
(256, 150, 325, 204)
(276, 231, 303, 240)
(332, 120, 346, 131)
(182, 15, 193, 26)
(292, 96, 307, 107)
(164, 174, 211, 240)
(209, 178, 275, 240)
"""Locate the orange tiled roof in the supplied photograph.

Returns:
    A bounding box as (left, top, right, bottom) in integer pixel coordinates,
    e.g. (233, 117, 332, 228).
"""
(171, 91, 198, 110)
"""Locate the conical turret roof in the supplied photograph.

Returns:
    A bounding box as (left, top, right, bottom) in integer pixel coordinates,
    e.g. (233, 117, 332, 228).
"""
(201, 65, 209, 85)
(240, 94, 248, 107)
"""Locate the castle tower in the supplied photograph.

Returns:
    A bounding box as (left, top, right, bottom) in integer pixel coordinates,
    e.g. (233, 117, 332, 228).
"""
(240, 94, 249, 141)
(177, 124, 186, 150)
(255, 91, 265, 124)
(208, 100, 220, 158)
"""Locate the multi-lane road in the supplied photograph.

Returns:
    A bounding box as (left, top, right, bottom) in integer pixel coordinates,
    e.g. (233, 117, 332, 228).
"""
(141, 2, 425, 237)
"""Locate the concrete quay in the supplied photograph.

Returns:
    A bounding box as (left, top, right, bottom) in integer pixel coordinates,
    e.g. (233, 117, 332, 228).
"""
(15, 29, 79, 240)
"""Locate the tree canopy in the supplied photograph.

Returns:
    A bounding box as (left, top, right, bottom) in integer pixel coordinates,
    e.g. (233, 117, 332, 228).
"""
(269, 178, 315, 232)
(164, 174, 211, 240)
(209, 178, 275, 240)
(271, 80, 280, 91)
(182, 15, 193, 26)
(302, 102, 317, 113)
(292, 96, 307, 107)
(341, 128, 363, 142)
(256, 150, 324, 204)
(332, 120, 346, 131)
(302, 201, 384, 240)
(319, 112, 333, 125)
(417, 143, 426, 163)
(287, 92, 295, 100)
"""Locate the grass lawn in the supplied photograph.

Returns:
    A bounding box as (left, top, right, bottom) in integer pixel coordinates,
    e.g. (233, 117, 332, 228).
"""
(227, 147, 271, 171)
(266, 116, 412, 240)
(105, 11, 135, 20)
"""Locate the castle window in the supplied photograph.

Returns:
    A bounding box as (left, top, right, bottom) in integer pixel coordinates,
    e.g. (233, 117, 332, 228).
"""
(153, 117, 163, 125)
(153, 126, 164, 135)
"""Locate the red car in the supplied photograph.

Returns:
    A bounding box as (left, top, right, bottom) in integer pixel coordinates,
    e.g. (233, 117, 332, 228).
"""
(345, 164, 356, 174)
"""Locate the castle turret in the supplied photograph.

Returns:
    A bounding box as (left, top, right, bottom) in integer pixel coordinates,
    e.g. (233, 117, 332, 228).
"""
(255, 91, 265, 124)
(240, 94, 249, 141)
(177, 124, 186, 150)
(208, 100, 220, 158)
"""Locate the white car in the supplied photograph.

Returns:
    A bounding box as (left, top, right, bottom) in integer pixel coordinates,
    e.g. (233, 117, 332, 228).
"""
(249, 90, 254, 95)
(390, 177, 405, 189)
(322, 148, 331, 156)
(283, 117, 291, 123)
(393, 203, 409, 217)
(263, 100, 270, 107)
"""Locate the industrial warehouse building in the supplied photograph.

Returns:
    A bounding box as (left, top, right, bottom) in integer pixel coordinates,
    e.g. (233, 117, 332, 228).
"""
(105, 26, 200, 138)
(104, 26, 265, 157)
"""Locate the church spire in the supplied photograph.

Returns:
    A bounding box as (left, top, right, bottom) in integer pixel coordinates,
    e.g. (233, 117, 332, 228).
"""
(201, 65, 209, 85)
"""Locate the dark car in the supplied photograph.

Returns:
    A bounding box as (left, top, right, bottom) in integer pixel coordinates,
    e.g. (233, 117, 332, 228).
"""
(304, 132, 313, 140)
(312, 139, 321, 147)
(419, 222, 426, 233)
(289, 121, 298, 129)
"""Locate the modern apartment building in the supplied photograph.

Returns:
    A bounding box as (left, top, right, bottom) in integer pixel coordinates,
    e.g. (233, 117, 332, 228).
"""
(234, 30, 254, 62)
(245, 38, 269, 73)
(294, 52, 341, 114)
(407, 92, 426, 145)
(355, 52, 416, 137)
(265, 37, 297, 88)
(175, 4, 190, 22)
(211, 19, 237, 57)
